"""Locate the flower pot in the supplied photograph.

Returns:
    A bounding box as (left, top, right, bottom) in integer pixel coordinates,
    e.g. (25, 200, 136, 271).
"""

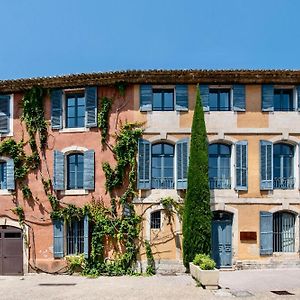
(189, 262, 219, 290)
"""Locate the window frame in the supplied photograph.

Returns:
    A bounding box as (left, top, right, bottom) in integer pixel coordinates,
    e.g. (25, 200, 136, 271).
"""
(66, 218, 85, 255)
(66, 152, 84, 190)
(150, 210, 162, 229)
(273, 88, 294, 112)
(65, 91, 86, 129)
(152, 88, 175, 111)
(208, 88, 232, 111)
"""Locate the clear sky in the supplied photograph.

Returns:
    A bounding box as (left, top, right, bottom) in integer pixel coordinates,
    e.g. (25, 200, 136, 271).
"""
(0, 0, 299, 79)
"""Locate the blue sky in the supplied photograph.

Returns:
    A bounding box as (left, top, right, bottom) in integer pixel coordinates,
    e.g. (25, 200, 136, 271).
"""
(0, 0, 299, 79)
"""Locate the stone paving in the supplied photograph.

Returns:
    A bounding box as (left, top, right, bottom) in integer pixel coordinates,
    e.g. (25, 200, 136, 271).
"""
(0, 269, 300, 299)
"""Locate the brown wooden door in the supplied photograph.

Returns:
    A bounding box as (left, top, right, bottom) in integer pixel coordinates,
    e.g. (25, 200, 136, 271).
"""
(0, 226, 23, 275)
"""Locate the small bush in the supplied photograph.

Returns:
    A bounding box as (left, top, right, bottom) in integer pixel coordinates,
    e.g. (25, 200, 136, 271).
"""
(193, 254, 216, 270)
(66, 254, 86, 274)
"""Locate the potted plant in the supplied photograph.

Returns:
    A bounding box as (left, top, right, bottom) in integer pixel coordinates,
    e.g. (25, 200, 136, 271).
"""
(189, 254, 219, 290)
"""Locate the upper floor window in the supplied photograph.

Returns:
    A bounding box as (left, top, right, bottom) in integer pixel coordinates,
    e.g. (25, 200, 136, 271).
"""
(0, 162, 7, 189)
(0, 94, 12, 135)
(199, 85, 245, 112)
(140, 85, 188, 112)
(51, 87, 97, 130)
(262, 85, 300, 112)
(274, 89, 293, 111)
(273, 143, 294, 189)
(209, 89, 231, 111)
(66, 93, 85, 128)
(138, 139, 189, 190)
(53, 149, 95, 192)
(209, 144, 231, 189)
(67, 153, 84, 190)
(153, 89, 174, 111)
(151, 143, 174, 189)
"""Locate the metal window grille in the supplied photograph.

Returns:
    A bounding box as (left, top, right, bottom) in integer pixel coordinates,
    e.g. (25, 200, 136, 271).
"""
(150, 211, 161, 229)
(273, 212, 295, 253)
(67, 219, 84, 255)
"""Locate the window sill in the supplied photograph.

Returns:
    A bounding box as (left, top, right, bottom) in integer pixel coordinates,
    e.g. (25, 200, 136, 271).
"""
(61, 189, 88, 196)
(0, 189, 12, 195)
(59, 127, 90, 133)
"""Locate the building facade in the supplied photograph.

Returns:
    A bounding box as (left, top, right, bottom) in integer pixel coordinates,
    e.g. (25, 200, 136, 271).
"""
(0, 70, 300, 274)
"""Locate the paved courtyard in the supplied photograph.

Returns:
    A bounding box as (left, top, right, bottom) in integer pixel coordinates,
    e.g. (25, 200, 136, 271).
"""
(1, 269, 300, 299)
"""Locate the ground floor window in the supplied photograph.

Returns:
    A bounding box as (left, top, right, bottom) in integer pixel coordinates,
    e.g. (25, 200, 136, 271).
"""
(67, 219, 84, 255)
(150, 211, 161, 229)
(273, 212, 295, 252)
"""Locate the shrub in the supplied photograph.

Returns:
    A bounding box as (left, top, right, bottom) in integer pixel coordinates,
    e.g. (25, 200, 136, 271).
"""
(66, 254, 86, 274)
(193, 254, 216, 270)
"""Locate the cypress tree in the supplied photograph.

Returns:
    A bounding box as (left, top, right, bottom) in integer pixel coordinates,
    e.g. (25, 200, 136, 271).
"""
(182, 86, 212, 269)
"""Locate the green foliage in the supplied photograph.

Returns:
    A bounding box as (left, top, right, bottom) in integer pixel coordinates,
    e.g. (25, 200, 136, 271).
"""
(145, 240, 155, 275)
(182, 86, 212, 269)
(48, 194, 59, 211)
(11, 206, 25, 225)
(115, 81, 127, 97)
(160, 196, 184, 224)
(193, 254, 216, 270)
(21, 185, 32, 200)
(21, 86, 48, 151)
(66, 254, 86, 274)
(98, 97, 112, 144)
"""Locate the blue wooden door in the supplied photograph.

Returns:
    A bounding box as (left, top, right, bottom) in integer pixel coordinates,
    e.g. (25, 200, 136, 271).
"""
(212, 220, 232, 268)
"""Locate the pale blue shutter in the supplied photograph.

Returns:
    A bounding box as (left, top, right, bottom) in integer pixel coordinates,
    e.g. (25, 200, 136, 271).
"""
(84, 150, 95, 190)
(233, 85, 246, 111)
(0, 95, 10, 133)
(260, 211, 273, 255)
(138, 139, 151, 189)
(140, 85, 152, 111)
(53, 150, 65, 190)
(260, 141, 273, 190)
(235, 141, 247, 190)
(297, 86, 300, 111)
(175, 85, 188, 111)
(53, 219, 64, 258)
(51, 89, 62, 129)
(6, 159, 15, 190)
(85, 87, 97, 127)
(199, 85, 209, 111)
(176, 138, 189, 189)
(262, 85, 274, 112)
(83, 215, 89, 258)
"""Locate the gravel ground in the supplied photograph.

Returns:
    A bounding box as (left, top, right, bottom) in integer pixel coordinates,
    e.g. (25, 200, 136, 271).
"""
(1, 269, 300, 300)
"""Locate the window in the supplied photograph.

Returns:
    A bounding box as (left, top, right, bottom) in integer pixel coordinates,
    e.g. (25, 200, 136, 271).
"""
(150, 211, 161, 229)
(66, 93, 85, 128)
(209, 144, 231, 189)
(151, 143, 174, 189)
(209, 89, 231, 111)
(0, 94, 12, 134)
(274, 89, 293, 111)
(67, 153, 84, 190)
(273, 144, 294, 189)
(152, 89, 174, 111)
(67, 219, 84, 255)
(273, 212, 295, 252)
(0, 162, 7, 189)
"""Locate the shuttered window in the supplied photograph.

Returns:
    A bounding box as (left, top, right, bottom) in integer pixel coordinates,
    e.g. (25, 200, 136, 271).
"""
(66, 93, 85, 128)
(274, 89, 294, 111)
(235, 141, 248, 190)
(0, 162, 7, 189)
(260, 141, 273, 190)
(260, 211, 273, 255)
(0, 95, 10, 133)
(67, 153, 84, 189)
(176, 139, 189, 189)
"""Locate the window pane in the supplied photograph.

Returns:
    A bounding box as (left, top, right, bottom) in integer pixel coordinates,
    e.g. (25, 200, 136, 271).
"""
(163, 144, 174, 155)
(153, 92, 162, 110)
(68, 172, 76, 189)
(274, 93, 281, 111)
(77, 171, 84, 188)
(67, 106, 76, 118)
(77, 117, 85, 127)
(209, 144, 218, 155)
(77, 105, 85, 118)
(219, 91, 230, 110)
(152, 144, 162, 155)
(164, 92, 174, 110)
(67, 97, 76, 107)
(67, 118, 75, 128)
(220, 144, 230, 155)
(77, 96, 85, 106)
(209, 91, 218, 111)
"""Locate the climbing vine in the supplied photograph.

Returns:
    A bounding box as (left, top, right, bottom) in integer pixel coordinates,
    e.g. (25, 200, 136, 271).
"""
(98, 96, 112, 145)
(11, 206, 25, 225)
(161, 197, 184, 224)
(145, 240, 155, 275)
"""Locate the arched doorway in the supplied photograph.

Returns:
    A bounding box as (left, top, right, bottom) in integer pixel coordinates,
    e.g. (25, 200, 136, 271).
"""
(212, 211, 233, 268)
(0, 226, 23, 275)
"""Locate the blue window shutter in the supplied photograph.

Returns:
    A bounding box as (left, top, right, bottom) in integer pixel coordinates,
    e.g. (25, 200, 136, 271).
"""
(233, 85, 246, 111)
(85, 87, 97, 128)
(176, 138, 189, 189)
(260, 211, 273, 255)
(138, 139, 151, 189)
(140, 85, 152, 111)
(175, 85, 188, 111)
(53, 219, 64, 258)
(51, 89, 62, 129)
(6, 159, 15, 190)
(84, 150, 95, 190)
(235, 141, 248, 190)
(260, 141, 273, 190)
(262, 85, 274, 112)
(297, 86, 300, 111)
(0, 95, 10, 133)
(199, 85, 209, 111)
(84, 215, 89, 258)
(53, 150, 65, 190)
